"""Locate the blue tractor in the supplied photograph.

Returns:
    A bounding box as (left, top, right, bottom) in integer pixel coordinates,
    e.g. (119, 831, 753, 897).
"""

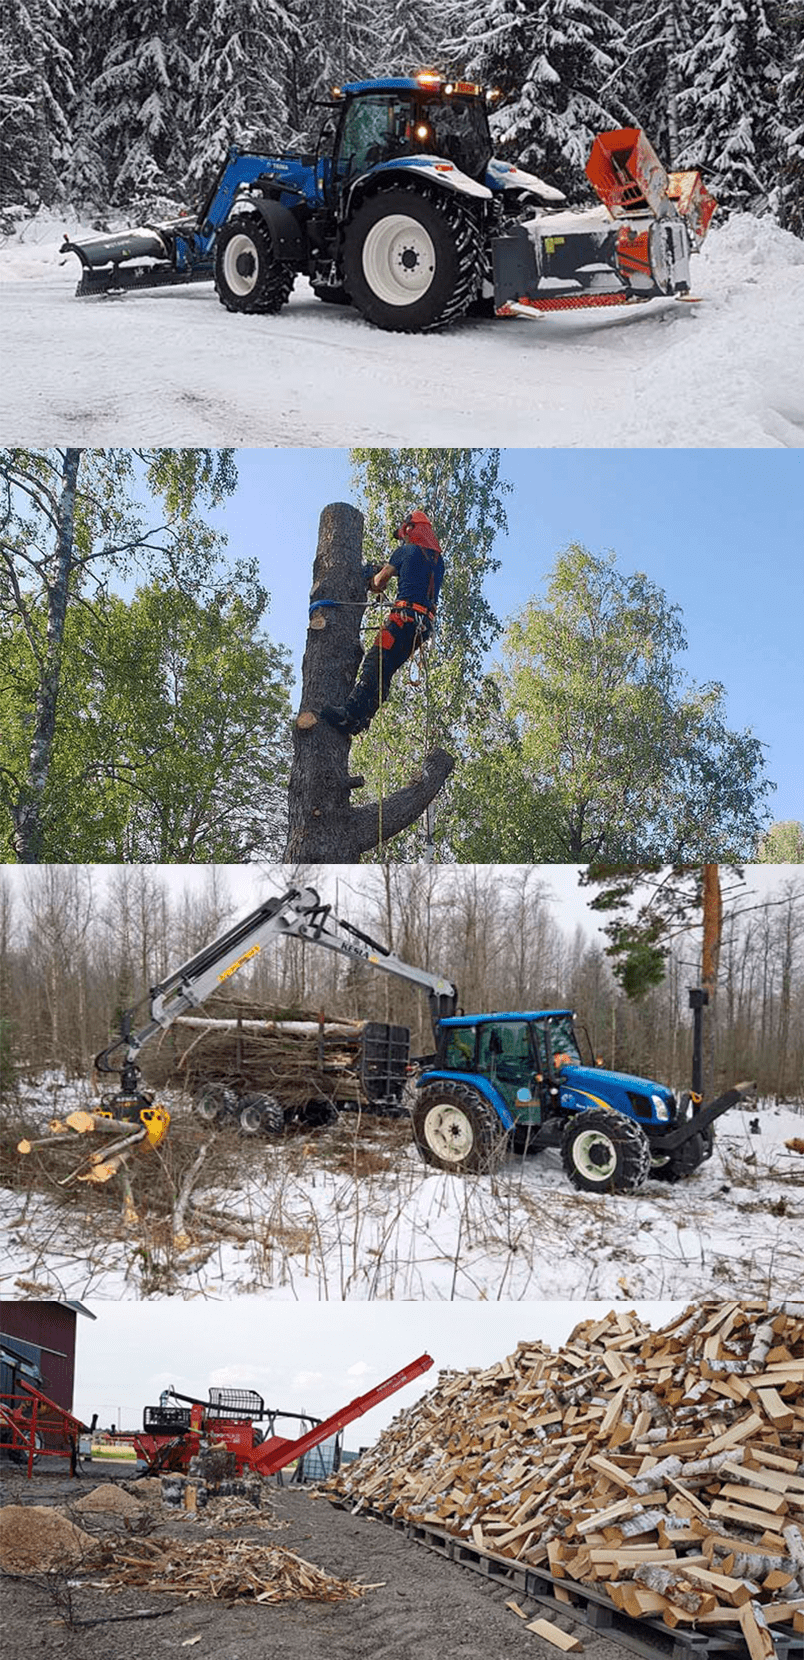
(411, 1008, 754, 1191)
(62, 73, 714, 333)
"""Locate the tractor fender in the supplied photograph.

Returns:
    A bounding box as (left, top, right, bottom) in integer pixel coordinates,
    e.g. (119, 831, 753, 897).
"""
(248, 197, 307, 263)
(487, 158, 566, 204)
(344, 158, 492, 220)
(415, 1070, 514, 1130)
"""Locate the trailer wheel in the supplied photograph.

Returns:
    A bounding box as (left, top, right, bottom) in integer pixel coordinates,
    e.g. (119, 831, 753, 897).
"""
(238, 1094, 285, 1137)
(215, 214, 295, 314)
(343, 186, 483, 333)
(649, 1132, 705, 1183)
(561, 1109, 651, 1195)
(412, 1082, 508, 1174)
(194, 1082, 237, 1125)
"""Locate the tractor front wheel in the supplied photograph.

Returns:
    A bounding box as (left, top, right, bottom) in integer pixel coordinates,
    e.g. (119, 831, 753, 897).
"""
(343, 186, 482, 333)
(561, 1109, 651, 1195)
(412, 1082, 508, 1174)
(215, 214, 295, 315)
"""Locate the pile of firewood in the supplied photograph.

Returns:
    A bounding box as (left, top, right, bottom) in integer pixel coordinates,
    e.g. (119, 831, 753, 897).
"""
(327, 1301, 804, 1656)
(143, 994, 377, 1112)
(93, 1534, 368, 1604)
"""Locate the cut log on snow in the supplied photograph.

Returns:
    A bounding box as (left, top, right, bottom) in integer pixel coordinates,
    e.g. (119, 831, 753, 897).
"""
(284, 502, 454, 861)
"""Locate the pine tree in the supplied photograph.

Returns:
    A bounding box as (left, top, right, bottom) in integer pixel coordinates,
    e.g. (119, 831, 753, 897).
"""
(75, 0, 193, 203)
(184, 0, 303, 187)
(0, 0, 74, 206)
(774, 1, 804, 233)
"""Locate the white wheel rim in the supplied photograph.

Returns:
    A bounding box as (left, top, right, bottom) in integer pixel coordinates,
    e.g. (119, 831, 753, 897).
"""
(240, 1107, 263, 1133)
(222, 232, 258, 297)
(572, 1128, 617, 1181)
(362, 214, 436, 306)
(423, 1102, 474, 1163)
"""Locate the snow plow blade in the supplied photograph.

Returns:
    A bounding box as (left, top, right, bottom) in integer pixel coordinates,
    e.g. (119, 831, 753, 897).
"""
(61, 222, 211, 294)
(494, 127, 715, 318)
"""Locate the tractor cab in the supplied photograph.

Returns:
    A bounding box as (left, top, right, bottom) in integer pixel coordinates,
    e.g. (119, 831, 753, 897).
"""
(329, 74, 494, 188)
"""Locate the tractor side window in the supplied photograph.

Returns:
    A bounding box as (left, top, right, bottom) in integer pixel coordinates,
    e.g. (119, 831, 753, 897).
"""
(442, 1028, 476, 1071)
(419, 98, 492, 179)
(338, 95, 414, 179)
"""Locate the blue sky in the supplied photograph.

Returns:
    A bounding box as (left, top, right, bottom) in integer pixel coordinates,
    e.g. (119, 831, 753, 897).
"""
(202, 448, 802, 822)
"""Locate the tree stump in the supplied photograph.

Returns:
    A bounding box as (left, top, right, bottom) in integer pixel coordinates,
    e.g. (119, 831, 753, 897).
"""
(285, 502, 454, 861)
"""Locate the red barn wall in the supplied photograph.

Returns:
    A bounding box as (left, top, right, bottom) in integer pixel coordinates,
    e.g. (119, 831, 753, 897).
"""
(0, 1302, 77, 1410)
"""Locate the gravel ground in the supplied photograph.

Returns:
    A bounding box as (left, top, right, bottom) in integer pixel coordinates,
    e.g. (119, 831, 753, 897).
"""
(1, 1461, 638, 1660)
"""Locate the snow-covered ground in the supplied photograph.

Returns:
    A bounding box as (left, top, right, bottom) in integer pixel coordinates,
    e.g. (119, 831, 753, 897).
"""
(1, 209, 803, 446)
(2, 1079, 802, 1302)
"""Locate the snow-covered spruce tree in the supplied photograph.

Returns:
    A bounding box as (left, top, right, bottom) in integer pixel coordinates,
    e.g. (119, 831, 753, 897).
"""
(300, 0, 383, 109)
(676, 0, 778, 211)
(0, 0, 74, 207)
(184, 0, 304, 189)
(773, 0, 804, 234)
(376, 0, 447, 76)
(450, 0, 630, 196)
(74, 0, 193, 205)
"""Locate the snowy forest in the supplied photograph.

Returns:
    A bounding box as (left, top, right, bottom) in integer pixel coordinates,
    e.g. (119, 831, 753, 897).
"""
(1, 0, 802, 232)
(1, 863, 803, 1100)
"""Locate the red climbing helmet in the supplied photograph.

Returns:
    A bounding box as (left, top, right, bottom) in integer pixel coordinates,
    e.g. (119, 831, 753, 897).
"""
(395, 509, 442, 553)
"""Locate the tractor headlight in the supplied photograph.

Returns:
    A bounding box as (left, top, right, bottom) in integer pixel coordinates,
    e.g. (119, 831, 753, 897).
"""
(651, 1094, 671, 1121)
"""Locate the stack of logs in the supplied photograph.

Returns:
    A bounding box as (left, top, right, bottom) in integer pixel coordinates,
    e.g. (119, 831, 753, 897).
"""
(327, 1301, 804, 1657)
(144, 995, 376, 1113)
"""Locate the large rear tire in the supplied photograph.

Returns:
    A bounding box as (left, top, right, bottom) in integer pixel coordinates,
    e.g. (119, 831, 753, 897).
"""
(412, 1081, 508, 1174)
(214, 214, 295, 314)
(343, 186, 483, 333)
(561, 1109, 651, 1195)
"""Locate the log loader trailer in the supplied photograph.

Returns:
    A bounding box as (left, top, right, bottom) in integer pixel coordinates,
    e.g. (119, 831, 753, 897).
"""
(61, 73, 715, 333)
(20, 884, 753, 1199)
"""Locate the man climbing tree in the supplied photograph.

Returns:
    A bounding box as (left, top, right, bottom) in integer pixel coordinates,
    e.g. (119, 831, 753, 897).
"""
(320, 509, 444, 738)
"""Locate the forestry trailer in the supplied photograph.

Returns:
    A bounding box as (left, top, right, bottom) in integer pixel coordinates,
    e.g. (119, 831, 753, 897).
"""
(62, 72, 715, 333)
(18, 886, 753, 1196)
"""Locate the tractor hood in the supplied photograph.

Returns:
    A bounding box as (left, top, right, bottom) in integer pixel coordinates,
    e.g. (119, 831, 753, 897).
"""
(559, 1064, 674, 1104)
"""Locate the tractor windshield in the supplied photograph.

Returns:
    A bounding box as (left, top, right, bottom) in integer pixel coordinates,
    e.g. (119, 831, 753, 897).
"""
(544, 1014, 583, 1070)
(418, 95, 492, 180)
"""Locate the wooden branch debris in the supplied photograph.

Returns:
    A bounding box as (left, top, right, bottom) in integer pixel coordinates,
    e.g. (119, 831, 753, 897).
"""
(93, 1535, 368, 1605)
(327, 1302, 804, 1656)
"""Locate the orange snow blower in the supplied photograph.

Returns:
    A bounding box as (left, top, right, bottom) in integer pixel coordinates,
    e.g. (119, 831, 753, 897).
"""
(493, 127, 716, 317)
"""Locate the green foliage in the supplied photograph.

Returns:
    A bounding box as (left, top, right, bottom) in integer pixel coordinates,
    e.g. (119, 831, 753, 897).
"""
(2, 582, 292, 861)
(348, 448, 509, 858)
(581, 865, 714, 999)
(757, 820, 804, 863)
(451, 544, 773, 864)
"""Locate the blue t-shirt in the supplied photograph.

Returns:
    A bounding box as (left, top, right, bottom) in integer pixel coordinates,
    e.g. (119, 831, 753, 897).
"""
(390, 542, 444, 610)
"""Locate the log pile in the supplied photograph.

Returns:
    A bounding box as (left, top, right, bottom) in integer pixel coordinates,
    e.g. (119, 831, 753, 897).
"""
(327, 1302, 804, 1656)
(144, 994, 387, 1114)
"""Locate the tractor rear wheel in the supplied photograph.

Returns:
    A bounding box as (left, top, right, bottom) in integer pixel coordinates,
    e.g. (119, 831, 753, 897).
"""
(412, 1081, 508, 1174)
(238, 1094, 285, 1137)
(561, 1109, 651, 1195)
(343, 186, 483, 333)
(215, 214, 295, 314)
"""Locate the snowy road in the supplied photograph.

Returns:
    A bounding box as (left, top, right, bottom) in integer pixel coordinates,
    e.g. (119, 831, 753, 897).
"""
(1, 210, 803, 446)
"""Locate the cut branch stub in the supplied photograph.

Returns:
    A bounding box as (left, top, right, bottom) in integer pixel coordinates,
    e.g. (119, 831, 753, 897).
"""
(285, 502, 454, 861)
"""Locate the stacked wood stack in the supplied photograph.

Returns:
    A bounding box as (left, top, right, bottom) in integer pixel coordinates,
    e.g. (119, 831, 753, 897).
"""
(143, 994, 390, 1114)
(327, 1301, 804, 1656)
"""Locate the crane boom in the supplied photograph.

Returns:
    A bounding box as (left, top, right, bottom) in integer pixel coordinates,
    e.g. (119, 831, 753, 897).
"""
(250, 1351, 434, 1475)
(94, 886, 458, 1086)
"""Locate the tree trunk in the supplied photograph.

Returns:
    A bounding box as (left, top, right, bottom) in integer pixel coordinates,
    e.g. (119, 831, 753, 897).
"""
(12, 448, 82, 863)
(285, 502, 454, 861)
(701, 863, 722, 1094)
